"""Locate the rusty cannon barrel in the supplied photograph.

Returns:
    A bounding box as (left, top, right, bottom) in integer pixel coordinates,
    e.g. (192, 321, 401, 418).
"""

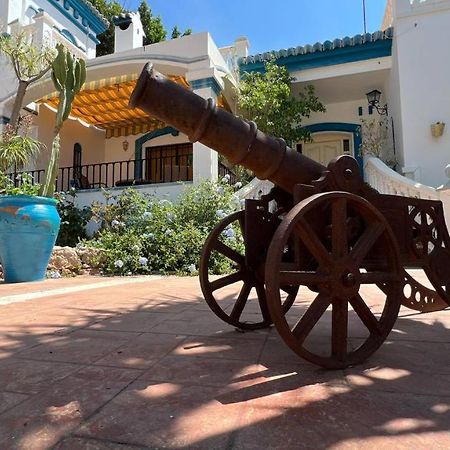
(129, 63, 325, 194)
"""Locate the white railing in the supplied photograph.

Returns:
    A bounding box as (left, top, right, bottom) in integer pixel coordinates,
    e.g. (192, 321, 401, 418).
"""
(365, 155, 450, 226)
(235, 177, 273, 200)
(364, 156, 439, 199)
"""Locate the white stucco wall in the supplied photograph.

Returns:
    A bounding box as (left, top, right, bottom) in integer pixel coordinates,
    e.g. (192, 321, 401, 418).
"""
(305, 99, 364, 127)
(106, 131, 190, 163)
(32, 104, 106, 189)
(392, 0, 450, 187)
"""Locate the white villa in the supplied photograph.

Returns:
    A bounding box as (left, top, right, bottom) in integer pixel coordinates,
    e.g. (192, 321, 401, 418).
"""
(1, 0, 450, 209)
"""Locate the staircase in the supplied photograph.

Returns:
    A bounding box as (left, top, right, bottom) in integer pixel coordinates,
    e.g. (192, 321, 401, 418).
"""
(236, 157, 450, 229)
(364, 156, 450, 227)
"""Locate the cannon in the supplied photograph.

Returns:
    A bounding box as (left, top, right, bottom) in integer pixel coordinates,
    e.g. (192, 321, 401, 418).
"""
(130, 63, 450, 369)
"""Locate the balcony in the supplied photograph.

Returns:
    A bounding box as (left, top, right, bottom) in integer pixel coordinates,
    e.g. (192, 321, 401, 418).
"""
(8, 158, 237, 192)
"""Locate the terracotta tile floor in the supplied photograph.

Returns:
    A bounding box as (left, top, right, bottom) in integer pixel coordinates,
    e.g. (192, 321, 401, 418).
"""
(0, 273, 449, 449)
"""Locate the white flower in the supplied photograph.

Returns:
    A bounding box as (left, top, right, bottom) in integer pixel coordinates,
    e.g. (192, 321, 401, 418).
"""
(50, 270, 61, 279)
(165, 229, 173, 236)
(132, 244, 140, 251)
(143, 232, 154, 239)
(166, 212, 174, 222)
(188, 263, 196, 273)
(216, 209, 227, 219)
(114, 259, 124, 268)
(223, 228, 235, 239)
(111, 219, 120, 227)
(234, 181, 242, 189)
(139, 256, 148, 266)
(221, 174, 231, 183)
(216, 186, 224, 195)
(143, 211, 152, 219)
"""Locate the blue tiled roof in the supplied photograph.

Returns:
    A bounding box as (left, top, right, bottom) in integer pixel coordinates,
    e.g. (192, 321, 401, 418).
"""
(240, 27, 393, 66)
(80, 0, 109, 28)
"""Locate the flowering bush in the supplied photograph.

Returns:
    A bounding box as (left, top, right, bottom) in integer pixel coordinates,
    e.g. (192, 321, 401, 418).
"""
(55, 189, 92, 247)
(358, 117, 396, 168)
(0, 171, 40, 196)
(85, 180, 243, 275)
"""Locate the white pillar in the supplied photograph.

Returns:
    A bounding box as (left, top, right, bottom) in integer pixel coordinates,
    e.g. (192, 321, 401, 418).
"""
(186, 70, 224, 184)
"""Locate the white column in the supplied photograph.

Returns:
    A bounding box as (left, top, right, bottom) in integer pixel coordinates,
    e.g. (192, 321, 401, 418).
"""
(186, 70, 224, 184)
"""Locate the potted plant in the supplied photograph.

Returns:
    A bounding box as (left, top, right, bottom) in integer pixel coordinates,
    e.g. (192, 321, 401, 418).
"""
(0, 36, 85, 283)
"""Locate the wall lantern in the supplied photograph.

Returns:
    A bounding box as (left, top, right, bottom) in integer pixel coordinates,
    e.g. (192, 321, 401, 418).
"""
(431, 122, 445, 138)
(122, 139, 129, 151)
(366, 89, 388, 115)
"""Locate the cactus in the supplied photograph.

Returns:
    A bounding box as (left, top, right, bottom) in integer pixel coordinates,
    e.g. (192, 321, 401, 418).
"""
(40, 44, 86, 197)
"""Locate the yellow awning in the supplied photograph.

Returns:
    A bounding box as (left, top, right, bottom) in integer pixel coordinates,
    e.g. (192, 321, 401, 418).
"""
(39, 74, 190, 139)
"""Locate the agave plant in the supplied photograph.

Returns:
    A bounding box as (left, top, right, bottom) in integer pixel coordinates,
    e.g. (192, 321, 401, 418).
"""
(40, 44, 86, 197)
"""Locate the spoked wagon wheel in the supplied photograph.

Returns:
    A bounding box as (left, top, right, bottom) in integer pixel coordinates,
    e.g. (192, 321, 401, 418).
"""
(265, 192, 402, 369)
(200, 210, 298, 330)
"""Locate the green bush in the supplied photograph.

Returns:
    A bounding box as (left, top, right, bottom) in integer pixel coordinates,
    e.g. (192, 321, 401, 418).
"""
(86, 180, 244, 275)
(0, 172, 41, 196)
(55, 189, 92, 247)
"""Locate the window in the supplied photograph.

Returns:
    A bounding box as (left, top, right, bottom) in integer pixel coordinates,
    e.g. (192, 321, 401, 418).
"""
(343, 139, 350, 153)
(145, 143, 193, 182)
(73, 143, 82, 169)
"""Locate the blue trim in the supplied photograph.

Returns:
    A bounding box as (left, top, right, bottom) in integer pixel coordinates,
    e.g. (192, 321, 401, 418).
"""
(59, 28, 86, 50)
(240, 40, 392, 74)
(134, 127, 179, 178)
(45, 0, 107, 38)
(190, 78, 222, 97)
(303, 123, 363, 174)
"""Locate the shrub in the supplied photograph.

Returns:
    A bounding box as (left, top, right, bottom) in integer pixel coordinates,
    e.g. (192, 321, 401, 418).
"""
(55, 189, 92, 247)
(85, 180, 243, 275)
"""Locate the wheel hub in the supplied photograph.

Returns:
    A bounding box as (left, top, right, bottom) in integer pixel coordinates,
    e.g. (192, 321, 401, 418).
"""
(342, 271, 357, 287)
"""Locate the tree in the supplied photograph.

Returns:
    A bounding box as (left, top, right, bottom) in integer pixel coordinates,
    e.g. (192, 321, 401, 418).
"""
(89, 0, 125, 57)
(171, 25, 181, 39)
(171, 25, 192, 39)
(236, 60, 325, 145)
(90, 0, 192, 54)
(138, 0, 166, 45)
(0, 31, 56, 132)
(0, 30, 55, 172)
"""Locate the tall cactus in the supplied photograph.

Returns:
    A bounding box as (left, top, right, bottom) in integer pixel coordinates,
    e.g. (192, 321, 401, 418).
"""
(40, 44, 86, 197)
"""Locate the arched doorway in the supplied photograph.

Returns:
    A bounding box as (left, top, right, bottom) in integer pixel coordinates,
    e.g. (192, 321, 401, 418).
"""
(73, 143, 82, 171)
(302, 123, 363, 173)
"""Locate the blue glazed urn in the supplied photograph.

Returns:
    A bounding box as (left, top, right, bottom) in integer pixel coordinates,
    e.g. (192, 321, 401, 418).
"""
(0, 195, 60, 283)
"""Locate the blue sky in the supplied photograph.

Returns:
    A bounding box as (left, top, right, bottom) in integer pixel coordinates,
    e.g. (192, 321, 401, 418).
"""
(124, 0, 387, 55)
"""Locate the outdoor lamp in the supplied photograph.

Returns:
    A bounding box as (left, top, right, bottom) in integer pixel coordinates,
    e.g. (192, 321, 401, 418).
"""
(366, 89, 388, 115)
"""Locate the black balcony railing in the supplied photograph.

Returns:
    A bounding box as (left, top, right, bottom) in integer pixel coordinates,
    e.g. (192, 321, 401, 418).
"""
(8, 157, 239, 192)
(218, 162, 238, 185)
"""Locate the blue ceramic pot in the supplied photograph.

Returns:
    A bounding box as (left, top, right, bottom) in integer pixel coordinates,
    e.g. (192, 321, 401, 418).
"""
(0, 195, 60, 283)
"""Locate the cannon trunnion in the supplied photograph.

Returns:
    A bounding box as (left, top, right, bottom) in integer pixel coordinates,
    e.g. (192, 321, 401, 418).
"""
(130, 64, 450, 369)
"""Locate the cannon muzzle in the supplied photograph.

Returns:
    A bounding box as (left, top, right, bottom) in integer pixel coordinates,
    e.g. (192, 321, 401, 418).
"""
(129, 63, 325, 193)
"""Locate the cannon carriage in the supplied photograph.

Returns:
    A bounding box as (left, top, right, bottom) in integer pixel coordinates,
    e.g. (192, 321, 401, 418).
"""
(130, 63, 450, 369)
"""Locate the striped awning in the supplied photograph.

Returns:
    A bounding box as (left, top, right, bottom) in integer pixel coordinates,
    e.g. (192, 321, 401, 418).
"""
(39, 74, 190, 139)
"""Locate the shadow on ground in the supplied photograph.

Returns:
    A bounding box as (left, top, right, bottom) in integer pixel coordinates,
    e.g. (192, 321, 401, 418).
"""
(0, 277, 449, 449)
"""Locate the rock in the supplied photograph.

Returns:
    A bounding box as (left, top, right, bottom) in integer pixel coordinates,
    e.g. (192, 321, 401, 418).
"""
(48, 246, 82, 275)
(76, 246, 106, 269)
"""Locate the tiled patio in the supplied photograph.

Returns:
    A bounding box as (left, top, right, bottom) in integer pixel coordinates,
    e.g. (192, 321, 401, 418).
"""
(0, 273, 449, 449)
